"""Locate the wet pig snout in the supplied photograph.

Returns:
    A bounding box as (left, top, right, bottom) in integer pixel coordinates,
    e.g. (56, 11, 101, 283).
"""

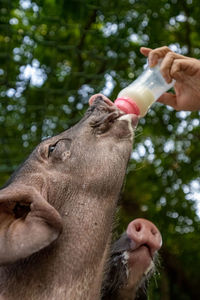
(126, 218, 162, 257)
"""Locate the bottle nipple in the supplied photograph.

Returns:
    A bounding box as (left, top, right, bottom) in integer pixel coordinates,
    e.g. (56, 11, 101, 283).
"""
(114, 97, 140, 116)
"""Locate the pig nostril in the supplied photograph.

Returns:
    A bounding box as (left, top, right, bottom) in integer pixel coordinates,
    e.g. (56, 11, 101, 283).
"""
(151, 228, 157, 235)
(135, 223, 141, 232)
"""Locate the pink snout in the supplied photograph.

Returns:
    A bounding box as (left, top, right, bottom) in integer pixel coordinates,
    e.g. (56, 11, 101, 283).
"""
(89, 93, 114, 107)
(126, 218, 162, 257)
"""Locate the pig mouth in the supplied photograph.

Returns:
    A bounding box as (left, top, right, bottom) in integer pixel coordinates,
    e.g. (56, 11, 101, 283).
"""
(111, 235, 155, 270)
(136, 244, 153, 260)
(88, 94, 138, 131)
(112, 235, 153, 260)
(127, 245, 156, 279)
(129, 243, 154, 269)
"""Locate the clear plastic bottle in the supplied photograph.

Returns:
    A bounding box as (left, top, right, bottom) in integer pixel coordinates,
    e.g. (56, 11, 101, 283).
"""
(114, 61, 175, 117)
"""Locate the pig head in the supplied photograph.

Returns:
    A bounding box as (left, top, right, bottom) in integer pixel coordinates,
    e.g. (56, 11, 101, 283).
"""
(102, 218, 162, 300)
(0, 94, 138, 300)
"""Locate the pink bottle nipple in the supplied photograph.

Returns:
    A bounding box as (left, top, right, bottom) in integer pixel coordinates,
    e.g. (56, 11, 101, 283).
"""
(114, 97, 140, 116)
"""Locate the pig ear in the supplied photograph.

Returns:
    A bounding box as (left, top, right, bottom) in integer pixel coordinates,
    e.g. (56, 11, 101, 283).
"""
(0, 184, 63, 265)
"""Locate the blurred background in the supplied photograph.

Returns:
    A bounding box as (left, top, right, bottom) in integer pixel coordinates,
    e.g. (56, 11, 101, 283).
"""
(1, 0, 200, 298)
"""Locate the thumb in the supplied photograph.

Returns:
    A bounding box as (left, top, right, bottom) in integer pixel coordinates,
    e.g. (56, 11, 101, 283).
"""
(157, 92, 178, 110)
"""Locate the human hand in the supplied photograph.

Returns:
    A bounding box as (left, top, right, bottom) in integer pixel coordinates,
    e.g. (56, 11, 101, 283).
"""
(140, 46, 200, 111)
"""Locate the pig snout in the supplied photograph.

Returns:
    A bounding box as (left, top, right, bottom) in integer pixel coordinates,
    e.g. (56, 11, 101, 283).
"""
(88, 93, 138, 128)
(89, 93, 114, 107)
(126, 218, 162, 257)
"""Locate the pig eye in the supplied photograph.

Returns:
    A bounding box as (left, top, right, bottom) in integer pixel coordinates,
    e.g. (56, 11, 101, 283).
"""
(48, 145, 56, 157)
(47, 139, 72, 159)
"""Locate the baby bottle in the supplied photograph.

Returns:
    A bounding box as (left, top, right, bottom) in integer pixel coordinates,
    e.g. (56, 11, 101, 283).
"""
(114, 61, 175, 117)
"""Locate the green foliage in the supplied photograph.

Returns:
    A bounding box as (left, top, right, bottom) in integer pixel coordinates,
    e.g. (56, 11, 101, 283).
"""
(1, 0, 200, 298)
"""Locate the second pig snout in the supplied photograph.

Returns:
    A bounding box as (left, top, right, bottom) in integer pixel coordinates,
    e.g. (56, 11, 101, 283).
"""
(126, 218, 162, 257)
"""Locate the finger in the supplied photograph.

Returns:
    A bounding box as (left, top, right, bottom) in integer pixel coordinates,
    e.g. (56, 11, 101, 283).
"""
(160, 52, 177, 83)
(140, 47, 152, 57)
(157, 92, 179, 110)
(148, 46, 172, 67)
(170, 58, 200, 79)
(160, 52, 189, 83)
